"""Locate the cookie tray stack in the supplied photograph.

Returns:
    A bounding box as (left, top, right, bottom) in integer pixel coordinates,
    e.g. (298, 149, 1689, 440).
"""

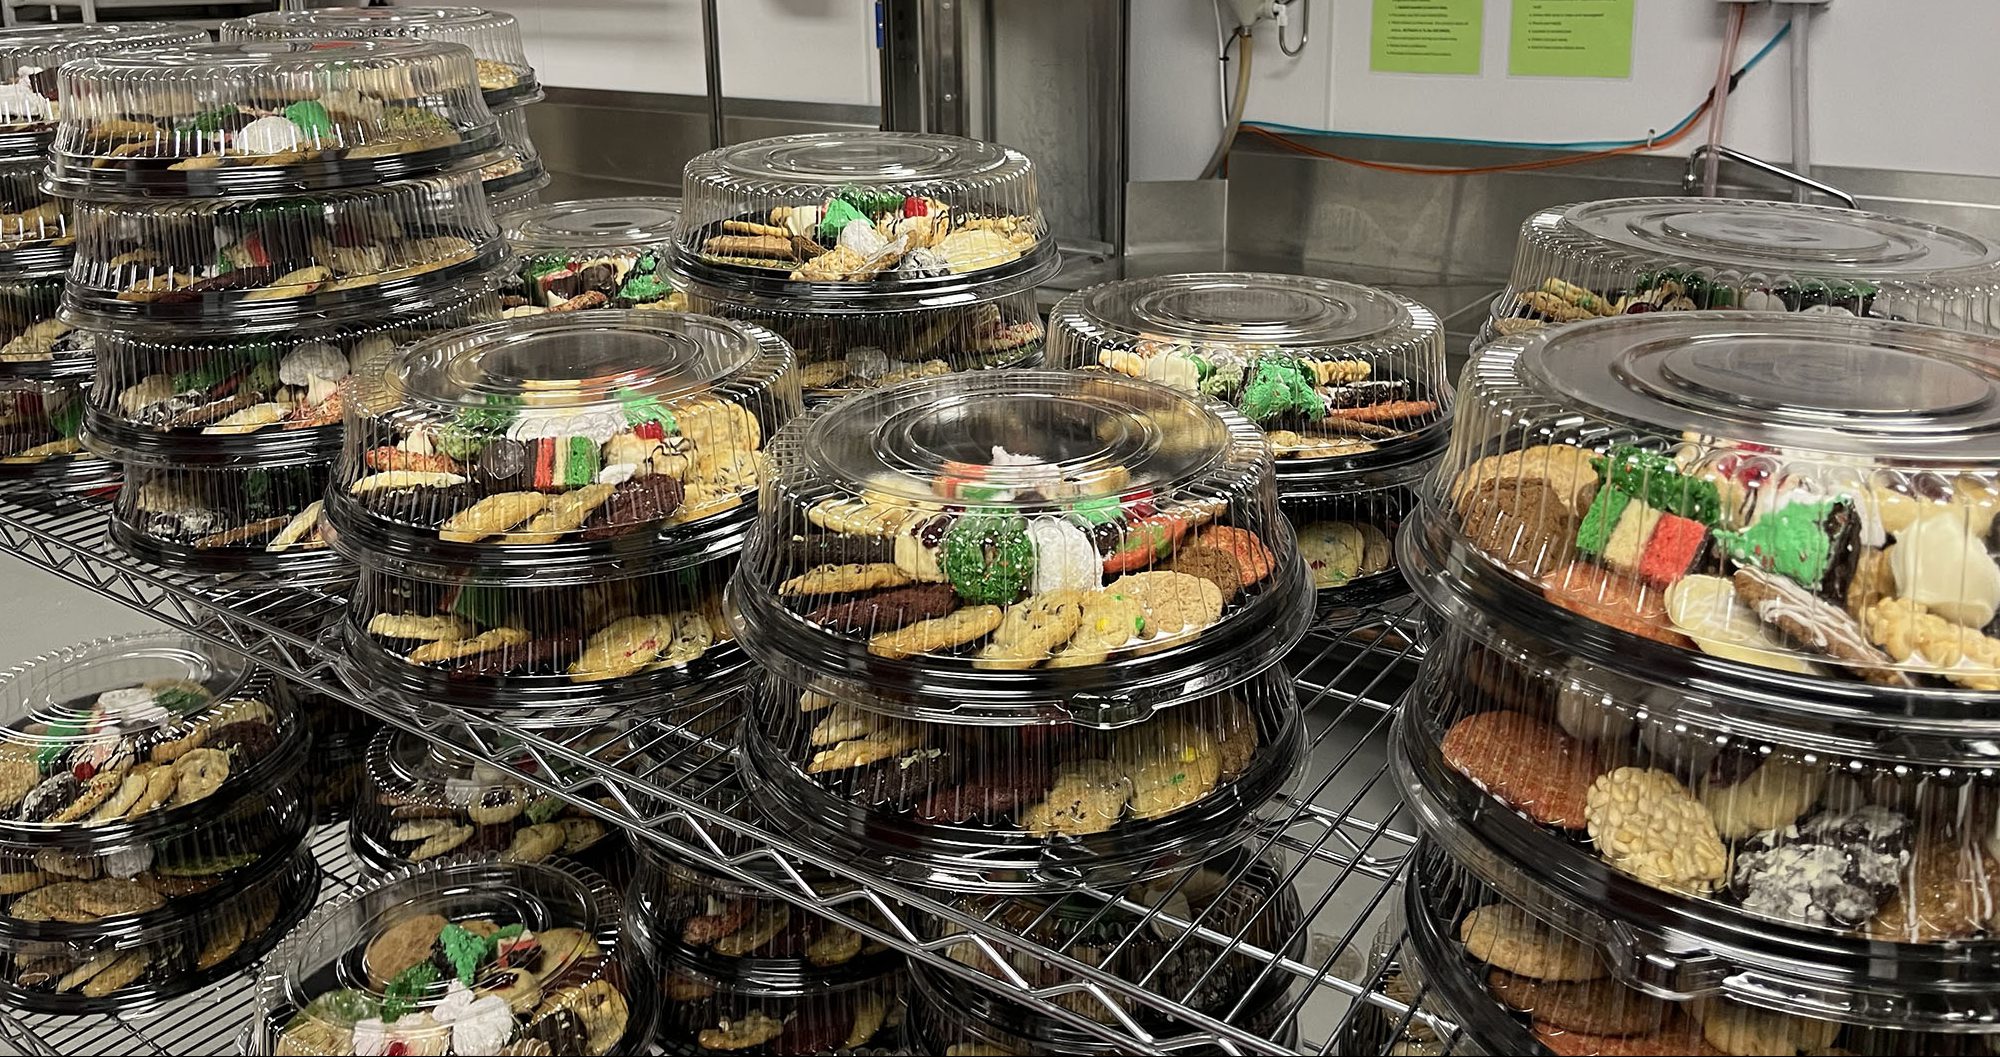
(670, 131, 1057, 402)
(727, 369, 1315, 893)
(0, 23, 205, 493)
(499, 196, 685, 316)
(1398, 840, 1992, 1056)
(53, 38, 517, 579)
(630, 844, 908, 1054)
(323, 309, 800, 728)
(1481, 197, 2000, 347)
(1397, 309, 2000, 1038)
(1048, 272, 1452, 624)
(0, 633, 321, 1014)
(254, 855, 654, 1056)
(222, 6, 551, 214)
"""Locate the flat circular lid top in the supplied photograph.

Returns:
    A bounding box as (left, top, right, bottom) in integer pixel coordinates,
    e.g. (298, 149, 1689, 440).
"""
(711, 131, 1024, 187)
(73, 37, 462, 73)
(0, 20, 207, 74)
(790, 369, 1258, 510)
(503, 197, 680, 255)
(1514, 312, 2000, 462)
(377, 312, 786, 420)
(367, 727, 533, 811)
(1555, 198, 2000, 278)
(1065, 272, 1420, 349)
(221, 7, 531, 72)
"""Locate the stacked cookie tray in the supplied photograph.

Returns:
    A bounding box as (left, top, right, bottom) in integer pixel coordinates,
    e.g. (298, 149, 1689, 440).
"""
(221, 5, 552, 209)
(0, 633, 321, 1014)
(1484, 197, 2000, 344)
(1399, 840, 1992, 1057)
(1396, 309, 2000, 1036)
(276, 676, 382, 825)
(499, 196, 685, 316)
(629, 843, 909, 1054)
(324, 309, 799, 725)
(1048, 272, 1451, 622)
(253, 854, 654, 1056)
(0, 23, 205, 491)
(670, 131, 1057, 402)
(728, 368, 1314, 892)
(351, 726, 621, 870)
(52, 39, 515, 578)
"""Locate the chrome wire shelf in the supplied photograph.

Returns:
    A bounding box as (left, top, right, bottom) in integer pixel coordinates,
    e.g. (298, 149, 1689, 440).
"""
(0, 483, 1429, 1056)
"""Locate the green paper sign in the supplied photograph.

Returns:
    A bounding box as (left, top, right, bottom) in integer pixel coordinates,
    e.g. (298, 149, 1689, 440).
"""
(1509, 0, 1635, 78)
(1370, 0, 1484, 75)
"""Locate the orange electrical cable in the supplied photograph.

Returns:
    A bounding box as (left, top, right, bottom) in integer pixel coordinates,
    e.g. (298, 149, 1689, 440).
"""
(1241, 99, 1712, 176)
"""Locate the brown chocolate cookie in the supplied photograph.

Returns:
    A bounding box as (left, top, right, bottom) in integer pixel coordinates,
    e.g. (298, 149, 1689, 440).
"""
(581, 476, 683, 540)
(1458, 476, 1580, 577)
(806, 583, 958, 634)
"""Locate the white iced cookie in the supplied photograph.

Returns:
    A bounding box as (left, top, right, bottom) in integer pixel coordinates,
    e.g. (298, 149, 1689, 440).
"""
(1027, 516, 1099, 595)
(234, 114, 305, 155)
(1665, 574, 1819, 674)
(280, 341, 350, 403)
(1890, 511, 2000, 628)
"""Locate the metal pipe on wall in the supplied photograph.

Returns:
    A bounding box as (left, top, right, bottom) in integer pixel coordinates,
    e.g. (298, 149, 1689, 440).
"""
(1789, 2, 1815, 201)
(700, 0, 725, 147)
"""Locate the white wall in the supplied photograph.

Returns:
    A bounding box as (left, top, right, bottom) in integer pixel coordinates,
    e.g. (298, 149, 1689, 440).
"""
(474, 0, 878, 106)
(1132, 0, 2000, 181)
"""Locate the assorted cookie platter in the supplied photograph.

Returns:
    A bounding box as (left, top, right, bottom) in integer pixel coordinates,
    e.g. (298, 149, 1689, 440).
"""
(1484, 198, 2000, 343)
(499, 197, 685, 316)
(1403, 841, 1987, 1056)
(0, 634, 319, 1013)
(221, 6, 545, 112)
(742, 669, 1301, 891)
(45, 40, 502, 198)
(256, 856, 650, 1057)
(729, 370, 1313, 725)
(671, 131, 1060, 402)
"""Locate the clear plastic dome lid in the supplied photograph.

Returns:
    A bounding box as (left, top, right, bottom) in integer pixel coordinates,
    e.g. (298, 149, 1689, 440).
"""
(673, 131, 1053, 298)
(49, 39, 502, 198)
(481, 106, 545, 200)
(1050, 273, 1451, 479)
(502, 197, 681, 312)
(0, 160, 69, 274)
(1399, 614, 2000, 1028)
(0, 22, 208, 149)
(84, 284, 502, 461)
(342, 555, 744, 713)
(648, 956, 902, 1056)
(1497, 198, 2000, 335)
(62, 171, 505, 337)
(742, 668, 1302, 892)
(1421, 311, 2000, 693)
(258, 855, 649, 1057)
(351, 728, 616, 870)
(108, 458, 340, 578)
(1, 847, 318, 1016)
(1402, 841, 1987, 1056)
(0, 634, 300, 847)
(330, 311, 798, 575)
(0, 273, 76, 374)
(0, 377, 101, 481)
(221, 7, 540, 110)
(730, 370, 1313, 725)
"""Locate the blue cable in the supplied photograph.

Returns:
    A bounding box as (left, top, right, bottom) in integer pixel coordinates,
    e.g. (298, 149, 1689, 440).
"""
(1245, 22, 1792, 153)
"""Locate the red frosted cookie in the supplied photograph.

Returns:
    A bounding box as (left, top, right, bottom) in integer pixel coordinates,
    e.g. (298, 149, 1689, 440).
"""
(1440, 711, 1601, 830)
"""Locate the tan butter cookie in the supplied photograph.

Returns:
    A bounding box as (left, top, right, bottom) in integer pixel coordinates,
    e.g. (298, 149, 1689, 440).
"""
(366, 612, 473, 642)
(1110, 571, 1224, 642)
(1046, 590, 1148, 668)
(1585, 767, 1728, 894)
(1114, 720, 1221, 820)
(507, 483, 616, 544)
(1691, 999, 1839, 1057)
(1458, 903, 1604, 982)
(867, 604, 1004, 660)
(1018, 760, 1133, 837)
(1486, 970, 1664, 1037)
(1700, 757, 1827, 840)
(975, 590, 1087, 670)
(365, 912, 448, 986)
(411, 626, 531, 666)
(440, 491, 550, 543)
